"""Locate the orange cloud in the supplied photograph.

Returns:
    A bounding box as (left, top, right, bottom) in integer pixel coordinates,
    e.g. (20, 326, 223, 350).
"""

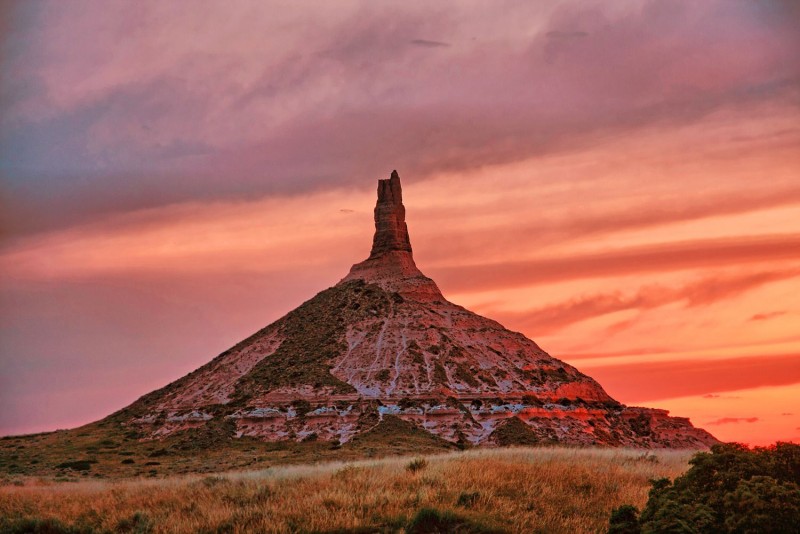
(432, 234, 800, 292)
(585, 353, 800, 403)
(483, 269, 800, 334)
(750, 311, 788, 321)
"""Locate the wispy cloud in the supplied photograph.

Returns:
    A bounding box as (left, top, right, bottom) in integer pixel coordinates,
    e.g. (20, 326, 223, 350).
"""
(418, 185, 800, 265)
(433, 234, 800, 292)
(482, 269, 800, 334)
(410, 39, 450, 48)
(707, 417, 759, 425)
(750, 311, 788, 321)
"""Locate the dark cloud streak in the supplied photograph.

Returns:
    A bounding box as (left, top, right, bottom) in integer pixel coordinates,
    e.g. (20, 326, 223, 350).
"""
(410, 39, 450, 48)
(707, 417, 759, 425)
(750, 311, 788, 321)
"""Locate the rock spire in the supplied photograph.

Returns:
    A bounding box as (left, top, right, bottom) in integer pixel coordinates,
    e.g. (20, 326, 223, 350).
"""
(369, 170, 413, 258)
(342, 170, 442, 299)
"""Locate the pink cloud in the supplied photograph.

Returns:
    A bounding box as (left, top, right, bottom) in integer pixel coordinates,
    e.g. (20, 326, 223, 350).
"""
(2, 1, 799, 235)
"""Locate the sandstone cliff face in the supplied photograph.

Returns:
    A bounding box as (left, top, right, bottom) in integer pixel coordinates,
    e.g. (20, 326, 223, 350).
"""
(119, 171, 718, 449)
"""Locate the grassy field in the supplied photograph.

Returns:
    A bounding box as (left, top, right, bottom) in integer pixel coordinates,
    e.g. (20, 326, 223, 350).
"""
(0, 415, 458, 480)
(0, 447, 694, 533)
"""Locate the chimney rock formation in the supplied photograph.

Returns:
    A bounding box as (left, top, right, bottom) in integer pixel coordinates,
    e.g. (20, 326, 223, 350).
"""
(115, 170, 718, 450)
(370, 170, 412, 258)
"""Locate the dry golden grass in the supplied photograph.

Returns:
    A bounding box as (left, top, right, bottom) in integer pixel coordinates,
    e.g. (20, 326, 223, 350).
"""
(0, 415, 456, 480)
(0, 447, 694, 533)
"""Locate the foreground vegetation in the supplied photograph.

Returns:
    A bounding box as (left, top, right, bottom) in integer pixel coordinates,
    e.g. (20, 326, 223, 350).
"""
(0, 447, 693, 533)
(0, 415, 456, 480)
(609, 442, 800, 533)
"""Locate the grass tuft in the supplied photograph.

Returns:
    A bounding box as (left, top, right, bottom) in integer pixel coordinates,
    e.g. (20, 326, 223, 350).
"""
(406, 458, 428, 473)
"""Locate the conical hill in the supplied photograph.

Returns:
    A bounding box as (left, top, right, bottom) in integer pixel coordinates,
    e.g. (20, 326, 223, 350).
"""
(118, 171, 717, 449)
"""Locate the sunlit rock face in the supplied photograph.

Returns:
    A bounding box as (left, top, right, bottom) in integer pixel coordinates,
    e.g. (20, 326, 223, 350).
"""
(118, 171, 718, 448)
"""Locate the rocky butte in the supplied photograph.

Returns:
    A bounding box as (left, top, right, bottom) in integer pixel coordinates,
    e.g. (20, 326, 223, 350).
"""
(118, 171, 717, 448)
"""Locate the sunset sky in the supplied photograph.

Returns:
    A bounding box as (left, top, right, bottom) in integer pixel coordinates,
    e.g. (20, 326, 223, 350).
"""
(1, 1, 799, 445)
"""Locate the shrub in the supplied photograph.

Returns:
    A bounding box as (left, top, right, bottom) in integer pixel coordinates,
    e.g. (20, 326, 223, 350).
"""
(116, 511, 153, 534)
(290, 399, 312, 417)
(607, 505, 640, 534)
(406, 458, 428, 473)
(608, 442, 800, 533)
(456, 491, 480, 508)
(398, 398, 419, 410)
(0, 517, 94, 534)
(406, 507, 501, 533)
(55, 460, 95, 471)
(301, 432, 318, 442)
(722, 476, 800, 533)
(520, 395, 541, 407)
(199, 475, 229, 488)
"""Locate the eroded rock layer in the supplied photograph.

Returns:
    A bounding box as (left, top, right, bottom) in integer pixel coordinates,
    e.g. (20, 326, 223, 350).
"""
(117, 171, 717, 449)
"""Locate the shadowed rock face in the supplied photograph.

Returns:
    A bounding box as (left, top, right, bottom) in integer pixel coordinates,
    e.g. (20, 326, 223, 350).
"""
(116, 171, 719, 449)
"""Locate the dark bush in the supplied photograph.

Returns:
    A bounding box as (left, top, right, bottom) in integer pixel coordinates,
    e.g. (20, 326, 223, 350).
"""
(607, 504, 640, 534)
(722, 476, 800, 533)
(607, 442, 800, 533)
(116, 511, 153, 534)
(456, 491, 480, 508)
(290, 399, 312, 417)
(520, 395, 541, 407)
(55, 460, 96, 471)
(200, 475, 229, 488)
(0, 517, 94, 533)
(406, 458, 428, 473)
(406, 507, 501, 533)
